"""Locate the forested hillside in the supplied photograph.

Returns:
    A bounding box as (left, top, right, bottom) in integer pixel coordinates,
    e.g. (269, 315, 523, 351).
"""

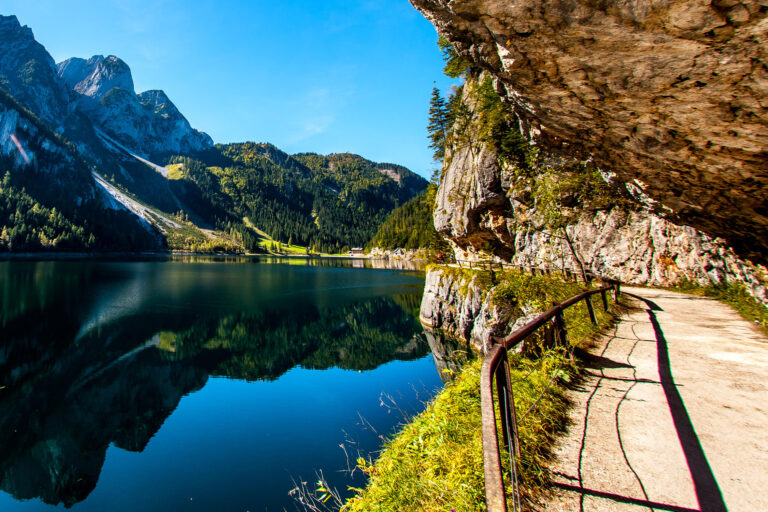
(0, 14, 428, 255)
(0, 87, 158, 252)
(163, 143, 427, 254)
(367, 184, 447, 251)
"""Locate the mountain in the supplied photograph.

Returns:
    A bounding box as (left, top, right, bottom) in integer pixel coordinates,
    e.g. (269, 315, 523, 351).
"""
(165, 144, 428, 253)
(294, 153, 428, 200)
(0, 14, 427, 254)
(367, 184, 448, 252)
(0, 15, 210, 163)
(57, 55, 213, 158)
(58, 55, 134, 99)
(0, 16, 70, 127)
(0, 86, 158, 251)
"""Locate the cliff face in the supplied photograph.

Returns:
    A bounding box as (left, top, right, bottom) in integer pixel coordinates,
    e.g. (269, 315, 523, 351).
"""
(0, 16, 71, 127)
(410, 0, 768, 262)
(419, 266, 601, 352)
(420, 267, 560, 351)
(435, 128, 768, 303)
(420, 267, 514, 352)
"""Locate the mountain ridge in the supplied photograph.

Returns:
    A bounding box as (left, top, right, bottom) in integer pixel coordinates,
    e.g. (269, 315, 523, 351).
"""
(0, 13, 427, 254)
(56, 53, 213, 158)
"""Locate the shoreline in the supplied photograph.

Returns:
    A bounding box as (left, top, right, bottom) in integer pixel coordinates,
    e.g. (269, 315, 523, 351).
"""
(0, 251, 376, 262)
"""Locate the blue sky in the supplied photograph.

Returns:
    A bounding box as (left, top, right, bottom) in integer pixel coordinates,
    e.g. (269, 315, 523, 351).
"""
(4, 0, 455, 178)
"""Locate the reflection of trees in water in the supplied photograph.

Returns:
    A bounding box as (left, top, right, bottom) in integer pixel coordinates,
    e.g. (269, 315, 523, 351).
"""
(423, 328, 475, 383)
(165, 255, 427, 271)
(0, 261, 94, 325)
(0, 293, 430, 508)
(391, 290, 423, 320)
(161, 297, 431, 378)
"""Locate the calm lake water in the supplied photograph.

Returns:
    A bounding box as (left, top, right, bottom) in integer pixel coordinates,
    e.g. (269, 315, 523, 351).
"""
(0, 258, 454, 511)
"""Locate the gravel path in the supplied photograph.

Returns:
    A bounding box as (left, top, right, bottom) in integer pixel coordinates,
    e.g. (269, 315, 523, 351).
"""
(539, 287, 768, 512)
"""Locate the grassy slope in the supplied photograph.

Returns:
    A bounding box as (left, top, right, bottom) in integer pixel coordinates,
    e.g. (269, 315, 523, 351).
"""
(242, 217, 312, 255)
(344, 268, 617, 511)
(166, 163, 357, 256)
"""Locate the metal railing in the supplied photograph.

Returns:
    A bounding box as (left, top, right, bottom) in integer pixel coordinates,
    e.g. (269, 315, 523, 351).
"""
(481, 281, 620, 511)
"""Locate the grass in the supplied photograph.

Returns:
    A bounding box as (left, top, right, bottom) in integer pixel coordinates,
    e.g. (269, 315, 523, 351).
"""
(242, 217, 332, 255)
(164, 222, 242, 253)
(671, 280, 768, 334)
(341, 267, 618, 511)
(344, 358, 486, 511)
(165, 163, 185, 180)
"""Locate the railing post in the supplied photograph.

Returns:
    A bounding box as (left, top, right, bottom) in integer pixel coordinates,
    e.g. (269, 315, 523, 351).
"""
(585, 295, 598, 325)
(495, 359, 520, 458)
(555, 307, 568, 347)
(600, 288, 609, 310)
(482, 346, 522, 512)
(545, 317, 556, 349)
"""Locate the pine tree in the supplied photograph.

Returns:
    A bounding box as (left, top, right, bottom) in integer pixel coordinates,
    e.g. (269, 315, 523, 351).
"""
(427, 86, 450, 160)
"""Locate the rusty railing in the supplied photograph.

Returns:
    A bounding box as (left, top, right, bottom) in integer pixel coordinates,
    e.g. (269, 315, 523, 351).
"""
(481, 281, 620, 511)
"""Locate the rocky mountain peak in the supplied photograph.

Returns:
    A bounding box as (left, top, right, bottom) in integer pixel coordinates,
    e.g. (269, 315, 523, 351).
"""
(137, 90, 180, 119)
(57, 56, 100, 89)
(0, 15, 33, 40)
(54, 53, 212, 156)
(0, 14, 69, 125)
(57, 55, 134, 100)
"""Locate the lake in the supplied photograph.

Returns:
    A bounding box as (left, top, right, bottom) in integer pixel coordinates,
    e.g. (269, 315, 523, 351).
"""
(0, 258, 454, 511)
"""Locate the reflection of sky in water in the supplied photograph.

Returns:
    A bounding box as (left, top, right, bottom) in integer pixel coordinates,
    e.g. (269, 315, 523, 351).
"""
(0, 260, 440, 512)
(0, 359, 441, 512)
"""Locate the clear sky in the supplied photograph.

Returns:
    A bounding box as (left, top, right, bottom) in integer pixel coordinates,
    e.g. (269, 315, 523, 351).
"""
(3, 0, 455, 178)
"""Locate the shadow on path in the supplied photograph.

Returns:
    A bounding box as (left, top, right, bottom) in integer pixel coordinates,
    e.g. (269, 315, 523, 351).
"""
(626, 292, 727, 512)
(553, 482, 700, 512)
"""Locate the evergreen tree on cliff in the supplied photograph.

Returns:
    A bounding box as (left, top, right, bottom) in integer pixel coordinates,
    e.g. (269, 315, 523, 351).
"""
(427, 86, 449, 160)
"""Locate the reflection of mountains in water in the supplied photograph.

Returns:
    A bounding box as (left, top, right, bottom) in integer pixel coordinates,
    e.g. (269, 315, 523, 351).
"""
(0, 294, 429, 508)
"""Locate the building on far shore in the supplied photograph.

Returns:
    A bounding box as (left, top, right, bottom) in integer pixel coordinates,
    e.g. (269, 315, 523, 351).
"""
(349, 247, 364, 256)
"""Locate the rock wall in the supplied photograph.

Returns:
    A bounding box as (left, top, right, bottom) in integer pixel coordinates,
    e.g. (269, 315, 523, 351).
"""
(420, 267, 537, 352)
(436, 136, 768, 305)
(435, 136, 768, 304)
(510, 209, 768, 304)
(410, 0, 768, 262)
